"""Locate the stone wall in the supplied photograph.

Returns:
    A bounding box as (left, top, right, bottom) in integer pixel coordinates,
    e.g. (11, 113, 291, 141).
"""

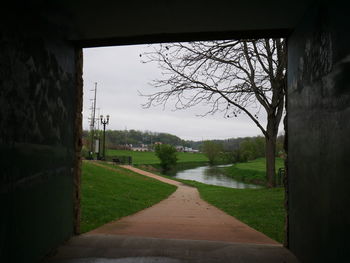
(0, 6, 78, 262)
(288, 1, 350, 261)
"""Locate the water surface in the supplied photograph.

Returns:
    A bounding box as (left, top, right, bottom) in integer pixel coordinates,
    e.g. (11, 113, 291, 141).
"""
(167, 164, 261, 189)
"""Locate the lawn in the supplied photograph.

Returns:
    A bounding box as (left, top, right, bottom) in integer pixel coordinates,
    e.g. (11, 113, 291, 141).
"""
(168, 179, 285, 243)
(223, 158, 284, 185)
(80, 161, 176, 233)
(235, 157, 284, 171)
(106, 149, 208, 164)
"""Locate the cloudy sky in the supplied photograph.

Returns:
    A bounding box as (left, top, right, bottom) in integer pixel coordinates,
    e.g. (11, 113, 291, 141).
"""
(82, 44, 269, 141)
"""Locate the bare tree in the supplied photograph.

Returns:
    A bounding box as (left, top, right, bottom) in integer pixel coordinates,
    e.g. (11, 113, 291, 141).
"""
(141, 39, 286, 187)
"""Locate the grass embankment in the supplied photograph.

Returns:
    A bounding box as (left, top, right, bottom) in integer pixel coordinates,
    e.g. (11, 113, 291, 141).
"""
(224, 158, 284, 185)
(81, 161, 176, 233)
(106, 149, 208, 165)
(183, 180, 285, 243)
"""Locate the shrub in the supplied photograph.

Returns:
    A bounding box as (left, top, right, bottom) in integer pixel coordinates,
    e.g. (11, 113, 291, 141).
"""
(154, 144, 178, 171)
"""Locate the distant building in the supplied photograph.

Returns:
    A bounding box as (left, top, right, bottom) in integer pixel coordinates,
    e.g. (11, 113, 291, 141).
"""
(175, 146, 184, 152)
(176, 146, 199, 153)
(131, 144, 148, 152)
(131, 147, 148, 152)
(184, 147, 193, 152)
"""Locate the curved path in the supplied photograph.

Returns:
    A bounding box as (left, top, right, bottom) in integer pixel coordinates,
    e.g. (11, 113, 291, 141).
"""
(88, 165, 279, 245)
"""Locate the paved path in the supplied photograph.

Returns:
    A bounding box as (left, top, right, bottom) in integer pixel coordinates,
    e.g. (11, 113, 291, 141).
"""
(88, 165, 279, 245)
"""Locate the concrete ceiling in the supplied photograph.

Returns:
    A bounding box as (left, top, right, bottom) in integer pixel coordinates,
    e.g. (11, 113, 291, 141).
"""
(39, 0, 316, 47)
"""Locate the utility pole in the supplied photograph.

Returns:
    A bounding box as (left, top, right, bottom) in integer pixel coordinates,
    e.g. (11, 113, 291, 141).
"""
(96, 108, 100, 131)
(96, 108, 101, 159)
(125, 126, 127, 147)
(89, 82, 97, 159)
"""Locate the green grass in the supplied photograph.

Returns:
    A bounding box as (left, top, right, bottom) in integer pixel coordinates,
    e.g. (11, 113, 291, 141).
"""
(172, 179, 285, 243)
(235, 157, 284, 171)
(80, 161, 177, 233)
(224, 158, 284, 185)
(106, 149, 208, 164)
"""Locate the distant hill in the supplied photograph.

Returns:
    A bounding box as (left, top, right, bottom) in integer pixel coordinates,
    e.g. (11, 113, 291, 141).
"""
(83, 129, 191, 149)
(82, 129, 284, 152)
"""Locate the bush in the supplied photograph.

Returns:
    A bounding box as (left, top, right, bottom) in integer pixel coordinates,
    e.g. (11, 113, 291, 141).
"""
(202, 141, 222, 165)
(154, 144, 178, 171)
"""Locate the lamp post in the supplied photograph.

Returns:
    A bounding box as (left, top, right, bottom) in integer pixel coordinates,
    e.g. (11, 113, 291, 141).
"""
(100, 114, 110, 160)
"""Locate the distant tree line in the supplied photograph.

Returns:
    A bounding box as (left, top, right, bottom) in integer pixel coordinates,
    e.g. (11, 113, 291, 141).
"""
(83, 129, 185, 149)
(201, 135, 285, 164)
(82, 129, 284, 163)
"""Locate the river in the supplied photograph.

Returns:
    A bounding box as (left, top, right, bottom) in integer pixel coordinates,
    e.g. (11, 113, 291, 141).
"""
(166, 164, 261, 189)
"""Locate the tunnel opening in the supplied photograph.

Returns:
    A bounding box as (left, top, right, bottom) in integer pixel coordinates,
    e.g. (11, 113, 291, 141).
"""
(67, 40, 290, 261)
(2, 1, 349, 262)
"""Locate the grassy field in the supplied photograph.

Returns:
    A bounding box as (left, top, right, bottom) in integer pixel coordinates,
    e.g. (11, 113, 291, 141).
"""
(235, 157, 284, 171)
(80, 161, 176, 233)
(106, 149, 208, 164)
(223, 158, 284, 185)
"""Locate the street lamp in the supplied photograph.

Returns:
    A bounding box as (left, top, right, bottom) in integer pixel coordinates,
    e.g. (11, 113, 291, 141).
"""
(100, 114, 110, 160)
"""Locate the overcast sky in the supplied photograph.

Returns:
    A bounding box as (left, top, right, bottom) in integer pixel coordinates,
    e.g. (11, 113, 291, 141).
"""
(82, 44, 269, 141)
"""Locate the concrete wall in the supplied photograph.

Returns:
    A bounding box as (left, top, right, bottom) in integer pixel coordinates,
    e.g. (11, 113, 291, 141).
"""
(288, 1, 350, 261)
(68, 0, 313, 46)
(0, 6, 78, 263)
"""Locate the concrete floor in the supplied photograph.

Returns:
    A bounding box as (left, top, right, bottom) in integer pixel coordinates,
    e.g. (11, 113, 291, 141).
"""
(45, 234, 299, 263)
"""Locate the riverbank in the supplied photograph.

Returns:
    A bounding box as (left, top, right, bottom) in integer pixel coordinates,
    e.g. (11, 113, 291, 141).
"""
(222, 158, 284, 185)
(80, 161, 176, 233)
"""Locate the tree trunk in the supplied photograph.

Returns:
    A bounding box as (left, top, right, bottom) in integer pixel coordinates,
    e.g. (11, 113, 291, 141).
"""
(266, 122, 277, 188)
